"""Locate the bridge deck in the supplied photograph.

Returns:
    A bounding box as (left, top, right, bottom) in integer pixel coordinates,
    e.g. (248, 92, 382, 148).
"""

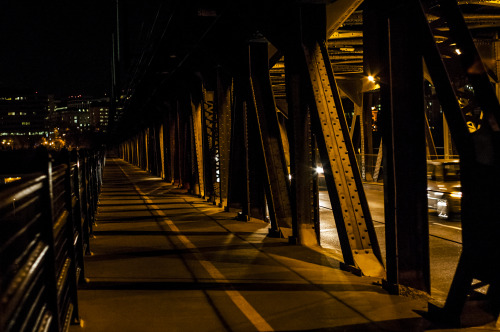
(71, 158, 427, 331)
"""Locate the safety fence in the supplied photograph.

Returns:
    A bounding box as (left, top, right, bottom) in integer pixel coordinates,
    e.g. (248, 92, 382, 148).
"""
(0, 148, 104, 332)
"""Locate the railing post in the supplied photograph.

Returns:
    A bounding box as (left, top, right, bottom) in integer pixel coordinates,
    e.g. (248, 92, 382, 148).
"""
(38, 150, 62, 331)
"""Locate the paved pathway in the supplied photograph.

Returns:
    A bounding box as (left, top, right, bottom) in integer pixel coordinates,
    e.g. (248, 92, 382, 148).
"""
(70, 159, 494, 331)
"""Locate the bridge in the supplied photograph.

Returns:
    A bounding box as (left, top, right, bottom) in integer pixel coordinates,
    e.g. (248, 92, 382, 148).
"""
(2, 0, 500, 330)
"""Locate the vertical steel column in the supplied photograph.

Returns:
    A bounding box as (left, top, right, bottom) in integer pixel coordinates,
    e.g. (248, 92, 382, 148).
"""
(241, 101, 251, 219)
(177, 101, 185, 188)
(169, 109, 177, 184)
(378, 0, 430, 293)
(163, 115, 173, 183)
(216, 68, 232, 209)
(249, 39, 293, 238)
(285, 46, 317, 245)
(144, 128, 149, 171)
(191, 93, 205, 198)
(135, 135, 140, 167)
(188, 111, 197, 194)
(228, 62, 251, 220)
(202, 89, 218, 202)
(152, 125, 160, 176)
(160, 123, 165, 179)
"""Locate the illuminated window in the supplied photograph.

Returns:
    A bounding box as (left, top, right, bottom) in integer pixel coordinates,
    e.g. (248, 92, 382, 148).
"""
(22, 122, 30, 126)
(8, 112, 15, 116)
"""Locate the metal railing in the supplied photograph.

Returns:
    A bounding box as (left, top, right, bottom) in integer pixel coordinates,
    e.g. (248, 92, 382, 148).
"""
(0, 148, 104, 332)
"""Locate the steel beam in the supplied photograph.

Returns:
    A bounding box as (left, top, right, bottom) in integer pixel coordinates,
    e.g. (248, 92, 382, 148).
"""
(419, 0, 500, 323)
(285, 50, 317, 246)
(144, 128, 149, 171)
(176, 101, 184, 188)
(191, 92, 205, 198)
(202, 89, 217, 202)
(326, 0, 364, 39)
(228, 70, 251, 220)
(304, 41, 384, 277)
(216, 68, 232, 209)
(169, 108, 177, 184)
(249, 39, 293, 239)
(160, 123, 165, 179)
(162, 114, 173, 183)
(382, 0, 430, 293)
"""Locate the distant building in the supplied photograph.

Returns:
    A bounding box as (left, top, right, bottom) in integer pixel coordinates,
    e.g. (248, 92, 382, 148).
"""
(51, 95, 109, 133)
(0, 88, 50, 148)
(0, 88, 109, 149)
(89, 97, 110, 132)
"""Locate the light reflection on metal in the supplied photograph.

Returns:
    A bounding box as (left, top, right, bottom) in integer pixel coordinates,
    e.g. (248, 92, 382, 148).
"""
(4, 177, 22, 184)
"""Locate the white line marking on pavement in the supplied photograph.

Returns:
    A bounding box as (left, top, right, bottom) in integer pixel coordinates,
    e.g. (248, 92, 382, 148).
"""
(432, 222, 462, 231)
(118, 164, 274, 332)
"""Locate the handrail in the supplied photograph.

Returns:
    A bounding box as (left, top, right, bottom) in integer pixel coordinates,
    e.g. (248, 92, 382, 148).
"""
(0, 173, 45, 210)
(0, 148, 105, 332)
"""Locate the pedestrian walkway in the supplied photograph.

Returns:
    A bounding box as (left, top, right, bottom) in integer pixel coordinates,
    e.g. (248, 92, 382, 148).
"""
(70, 159, 486, 332)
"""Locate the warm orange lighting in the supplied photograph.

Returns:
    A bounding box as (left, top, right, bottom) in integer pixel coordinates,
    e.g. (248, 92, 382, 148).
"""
(5, 177, 21, 184)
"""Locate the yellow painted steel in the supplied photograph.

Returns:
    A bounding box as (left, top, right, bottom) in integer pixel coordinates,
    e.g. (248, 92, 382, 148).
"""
(191, 98, 205, 198)
(305, 42, 384, 277)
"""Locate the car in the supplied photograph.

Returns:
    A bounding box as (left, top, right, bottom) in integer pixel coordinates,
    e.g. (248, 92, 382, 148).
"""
(427, 159, 461, 219)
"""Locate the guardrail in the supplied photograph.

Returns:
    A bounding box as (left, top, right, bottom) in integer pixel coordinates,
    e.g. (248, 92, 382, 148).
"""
(0, 148, 104, 332)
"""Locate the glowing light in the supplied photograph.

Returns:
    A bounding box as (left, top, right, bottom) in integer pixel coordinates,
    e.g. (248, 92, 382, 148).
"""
(5, 177, 21, 184)
(455, 49, 462, 55)
(316, 166, 324, 174)
(367, 75, 375, 82)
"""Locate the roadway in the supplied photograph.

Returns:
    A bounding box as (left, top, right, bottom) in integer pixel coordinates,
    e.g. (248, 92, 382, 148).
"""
(318, 182, 462, 303)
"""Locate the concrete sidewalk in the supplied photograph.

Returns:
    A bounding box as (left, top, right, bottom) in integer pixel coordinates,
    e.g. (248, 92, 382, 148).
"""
(70, 159, 491, 332)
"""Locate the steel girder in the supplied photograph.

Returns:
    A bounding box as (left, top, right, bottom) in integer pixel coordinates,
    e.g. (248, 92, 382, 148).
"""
(159, 123, 166, 180)
(248, 40, 294, 239)
(169, 109, 177, 185)
(216, 69, 232, 209)
(202, 89, 218, 203)
(382, 0, 430, 294)
(418, 0, 500, 323)
(304, 41, 384, 277)
(191, 93, 205, 198)
(228, 71, 251, 220)
(326, 0, 364, 39)
(285, 48, 318, 246)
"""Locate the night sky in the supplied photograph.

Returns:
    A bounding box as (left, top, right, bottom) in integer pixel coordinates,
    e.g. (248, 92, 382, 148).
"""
(0, 1, 113, 97)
